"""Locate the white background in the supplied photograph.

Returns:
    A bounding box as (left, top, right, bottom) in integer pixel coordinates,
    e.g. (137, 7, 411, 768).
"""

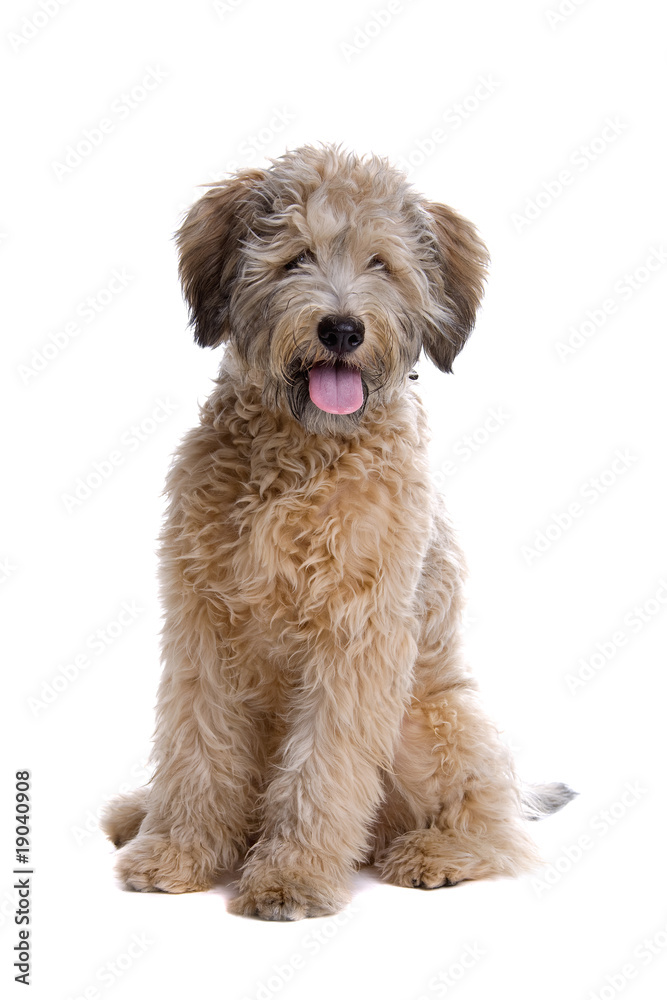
(2, 1, 666, 998)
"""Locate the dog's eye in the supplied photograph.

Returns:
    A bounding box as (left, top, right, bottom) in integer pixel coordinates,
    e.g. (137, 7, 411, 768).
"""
(285, 250, 315, 270)
(368, 255, 389, 271)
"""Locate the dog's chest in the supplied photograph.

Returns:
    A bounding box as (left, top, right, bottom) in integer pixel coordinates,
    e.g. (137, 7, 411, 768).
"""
(230, 443, 430, 622)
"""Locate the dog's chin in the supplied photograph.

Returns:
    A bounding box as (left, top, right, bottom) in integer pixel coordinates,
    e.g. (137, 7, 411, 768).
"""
(284, 370, 369, 437)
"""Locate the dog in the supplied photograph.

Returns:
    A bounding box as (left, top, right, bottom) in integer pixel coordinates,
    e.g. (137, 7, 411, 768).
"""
(102, 144, 574, 920)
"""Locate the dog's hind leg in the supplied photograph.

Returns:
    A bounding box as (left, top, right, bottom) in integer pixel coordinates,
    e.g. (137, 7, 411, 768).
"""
(376, 685, 546, 887)
(375, 507, 574, 888)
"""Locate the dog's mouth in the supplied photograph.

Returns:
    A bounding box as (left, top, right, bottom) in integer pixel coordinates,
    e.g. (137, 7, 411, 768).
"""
(307, 361, 364, 415)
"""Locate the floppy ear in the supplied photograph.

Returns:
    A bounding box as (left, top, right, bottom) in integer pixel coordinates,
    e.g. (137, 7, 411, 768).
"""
(422, 202, 489, 372)
(176, 168, 266, 347)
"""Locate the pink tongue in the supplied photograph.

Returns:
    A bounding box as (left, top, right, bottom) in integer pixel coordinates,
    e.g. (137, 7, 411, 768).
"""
(308, 363, 364, 415)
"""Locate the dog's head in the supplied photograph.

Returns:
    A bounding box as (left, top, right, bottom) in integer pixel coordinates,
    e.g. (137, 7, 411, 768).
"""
(177, 145, 488, 434)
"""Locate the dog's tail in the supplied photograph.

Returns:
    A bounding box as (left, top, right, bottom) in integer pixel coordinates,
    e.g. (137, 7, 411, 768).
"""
(100, 787, 150, 847)
(521, 781, 578, 821)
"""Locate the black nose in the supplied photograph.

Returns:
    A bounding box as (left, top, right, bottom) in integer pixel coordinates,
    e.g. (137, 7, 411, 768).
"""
(317, 315, 365, 356)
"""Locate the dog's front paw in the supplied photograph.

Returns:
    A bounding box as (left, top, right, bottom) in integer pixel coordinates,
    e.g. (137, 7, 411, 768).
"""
(229, 866, 348, 921)
(115, 834, 216, 893)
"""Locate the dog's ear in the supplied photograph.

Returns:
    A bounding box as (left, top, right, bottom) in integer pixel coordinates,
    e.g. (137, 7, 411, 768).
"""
(176, 169, 266, 348)
(421, 202, 489, 373)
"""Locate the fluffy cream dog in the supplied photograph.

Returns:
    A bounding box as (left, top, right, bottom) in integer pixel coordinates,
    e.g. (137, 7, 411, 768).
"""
(102, 145, 573, 919)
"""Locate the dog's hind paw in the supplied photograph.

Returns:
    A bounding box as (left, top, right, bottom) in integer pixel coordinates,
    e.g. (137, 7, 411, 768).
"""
(115, 834, 215, 893)
(378, 827, 540, 888)
(228, 867, 348, 921)
(378, 829, 469, 888)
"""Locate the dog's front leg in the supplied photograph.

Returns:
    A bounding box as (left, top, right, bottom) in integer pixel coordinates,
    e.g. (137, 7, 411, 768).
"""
(228, 624, 416, 920)
(112, 620, 264, 894)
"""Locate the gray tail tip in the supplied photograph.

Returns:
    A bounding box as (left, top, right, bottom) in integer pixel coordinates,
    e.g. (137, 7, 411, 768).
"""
(522, 781, 578, 821)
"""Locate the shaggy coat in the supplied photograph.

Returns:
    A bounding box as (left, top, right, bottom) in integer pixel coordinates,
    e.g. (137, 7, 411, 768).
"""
(102, 146, 572, 920)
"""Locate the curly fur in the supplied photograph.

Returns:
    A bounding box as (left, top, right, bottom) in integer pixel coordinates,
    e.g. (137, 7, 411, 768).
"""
(101, 145, 574, 920)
